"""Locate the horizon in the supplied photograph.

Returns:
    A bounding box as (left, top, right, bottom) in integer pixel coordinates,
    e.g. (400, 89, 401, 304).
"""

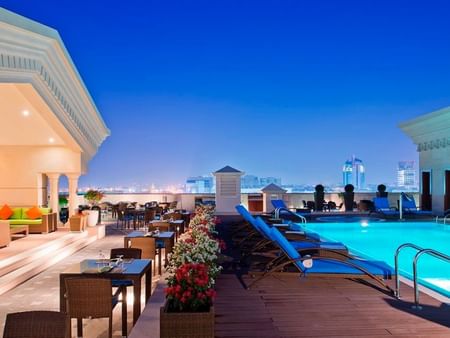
(3, 1, 450, 187)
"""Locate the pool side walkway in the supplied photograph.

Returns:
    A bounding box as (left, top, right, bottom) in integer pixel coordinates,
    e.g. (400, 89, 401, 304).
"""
(214, 273, 450, 337)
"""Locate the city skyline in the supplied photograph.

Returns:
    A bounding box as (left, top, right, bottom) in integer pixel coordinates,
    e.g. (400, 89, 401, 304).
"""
(3, 1, 449, 187)
(74, 158, 419, 193)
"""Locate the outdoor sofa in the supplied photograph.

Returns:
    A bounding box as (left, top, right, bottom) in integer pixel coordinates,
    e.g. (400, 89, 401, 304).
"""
(0, 206, 57, 234)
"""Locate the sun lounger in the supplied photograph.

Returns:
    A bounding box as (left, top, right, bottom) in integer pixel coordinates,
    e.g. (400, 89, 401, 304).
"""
(246, 216, 394, 293)
(401, 193, 432, 216)
(372, 197, 399, 217)
(236, 205, 347, 254)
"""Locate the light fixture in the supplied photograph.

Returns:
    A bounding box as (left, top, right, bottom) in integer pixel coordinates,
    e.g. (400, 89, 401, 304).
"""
(22, 110, 30, 117)
(48, 137, 55, 143)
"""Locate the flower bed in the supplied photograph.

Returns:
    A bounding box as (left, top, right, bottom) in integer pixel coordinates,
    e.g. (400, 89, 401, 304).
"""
(161, 205, 222, 337)
(165, 205, 222, 310)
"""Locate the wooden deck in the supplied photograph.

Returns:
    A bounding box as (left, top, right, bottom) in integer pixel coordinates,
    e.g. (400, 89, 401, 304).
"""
(214, 274, 450, 337)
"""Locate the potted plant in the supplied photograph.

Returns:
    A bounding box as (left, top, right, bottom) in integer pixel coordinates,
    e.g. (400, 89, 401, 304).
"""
(314, 184, 325, 211)
(343, 184, 355, 212)
(160, 205, 221, 337)
(83, 189, 104, 226)
(376, 184, 388, 198)
(161, 263, 215, 338)
(59, 195, 69, 224)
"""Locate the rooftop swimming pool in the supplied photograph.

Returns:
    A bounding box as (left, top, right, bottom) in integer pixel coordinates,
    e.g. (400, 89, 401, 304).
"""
(306, 221, 450, 298)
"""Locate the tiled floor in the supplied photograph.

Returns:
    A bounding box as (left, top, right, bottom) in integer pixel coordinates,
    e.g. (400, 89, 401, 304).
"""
(0, 224, 161, 337)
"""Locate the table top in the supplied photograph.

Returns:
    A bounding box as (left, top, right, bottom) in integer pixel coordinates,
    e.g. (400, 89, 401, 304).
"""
(150, 219, 184, 224)
(60, 259, 152, 276)
(125, 230, 175, 239)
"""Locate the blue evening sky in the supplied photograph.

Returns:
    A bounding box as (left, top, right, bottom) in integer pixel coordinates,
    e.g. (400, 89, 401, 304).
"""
(2, 1, 450, 187)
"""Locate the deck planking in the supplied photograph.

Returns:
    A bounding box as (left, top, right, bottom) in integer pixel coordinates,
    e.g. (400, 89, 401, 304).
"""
(214, 274, 450, 338)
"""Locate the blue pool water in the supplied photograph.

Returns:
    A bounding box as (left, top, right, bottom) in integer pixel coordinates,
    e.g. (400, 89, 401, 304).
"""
(306, 221, 450, 298)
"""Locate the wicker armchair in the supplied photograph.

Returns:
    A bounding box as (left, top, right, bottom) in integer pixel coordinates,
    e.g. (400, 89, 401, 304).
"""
(65, 277, 126, 338)
(3, 310, 68, 338)
(129, 237, 158, 275)
(162, 212, 182, 221)
(110, 247, 142, 259)
(149, 221, 170, 232)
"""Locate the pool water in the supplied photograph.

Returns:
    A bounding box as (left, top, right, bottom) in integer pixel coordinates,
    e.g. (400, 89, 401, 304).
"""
(306, 221, 450, 298)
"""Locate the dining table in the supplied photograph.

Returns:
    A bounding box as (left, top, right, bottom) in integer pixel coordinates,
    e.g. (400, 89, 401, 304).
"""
(59, 258, 152, 324)
(124, 231, 175, 274)
(150, 219, 184, 240)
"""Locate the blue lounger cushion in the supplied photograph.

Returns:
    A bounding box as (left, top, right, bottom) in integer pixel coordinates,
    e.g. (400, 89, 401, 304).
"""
(291, 241, 346, 250)
(304, 258, 393, 279)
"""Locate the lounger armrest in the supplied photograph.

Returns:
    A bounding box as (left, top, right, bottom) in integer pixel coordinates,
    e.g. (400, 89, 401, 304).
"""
(285, 231, 305, 235)
(271, 224, 290, 228)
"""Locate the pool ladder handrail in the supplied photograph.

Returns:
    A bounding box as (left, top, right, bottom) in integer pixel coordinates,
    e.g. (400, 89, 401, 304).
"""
(412, 248, 450, 309)
(395, 243, 450, 309)
(435, 209, 450, 224)
(395, 243, 424, 299)
(274, 207, 307, 224)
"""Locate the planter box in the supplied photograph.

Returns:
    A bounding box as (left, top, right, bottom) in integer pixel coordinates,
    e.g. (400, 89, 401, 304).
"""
(160, 303, 214, 338)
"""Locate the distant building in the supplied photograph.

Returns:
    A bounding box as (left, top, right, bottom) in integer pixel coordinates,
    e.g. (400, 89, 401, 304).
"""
(241, 175, 260, 189)
(342, 155, 365, 190)
(185, 176, 214, 193)
(397, 161, 416, 188)
(259, 177, 282, 187)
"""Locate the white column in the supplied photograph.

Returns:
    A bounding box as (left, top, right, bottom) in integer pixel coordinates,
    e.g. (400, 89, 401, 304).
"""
(47, 173, 60, 217)
(67, 173, 80, 217)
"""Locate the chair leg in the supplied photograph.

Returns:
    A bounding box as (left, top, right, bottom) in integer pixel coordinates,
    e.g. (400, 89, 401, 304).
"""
(109, 315, 113, 338)
(77, 318, 82, 337)
(122, 287, 127, 337)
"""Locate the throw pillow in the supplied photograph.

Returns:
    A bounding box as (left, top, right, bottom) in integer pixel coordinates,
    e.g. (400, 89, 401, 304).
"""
(26, 206, 42, 220)
(0, 204, 13, 220)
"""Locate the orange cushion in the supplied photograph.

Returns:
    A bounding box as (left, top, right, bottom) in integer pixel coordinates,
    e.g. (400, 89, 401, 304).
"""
(26, 206, 42, 220)
(0, 204, 13, 220)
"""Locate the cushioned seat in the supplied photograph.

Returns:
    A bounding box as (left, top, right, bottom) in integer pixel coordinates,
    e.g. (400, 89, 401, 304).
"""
(291, 241, 347, 251)
(1, 207, 56, 233)
(9, 219, 42, 225)
(304, 258, 393, 279)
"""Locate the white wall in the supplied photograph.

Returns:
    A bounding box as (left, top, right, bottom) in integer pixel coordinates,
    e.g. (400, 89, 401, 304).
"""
(419, 147, 450, 213)
(0, 146, 81, 206)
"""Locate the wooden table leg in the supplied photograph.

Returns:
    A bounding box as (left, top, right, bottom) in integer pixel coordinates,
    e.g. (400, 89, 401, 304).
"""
(59, 275, 66, 313)
(132, 277, 141, 325)
(124, 237, 128, 248)
(145, 269, 152, 302)
(158, 249, 162, 275)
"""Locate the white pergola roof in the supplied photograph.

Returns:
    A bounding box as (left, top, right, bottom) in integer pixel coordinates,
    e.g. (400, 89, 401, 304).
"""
(0, 7, 109, 164)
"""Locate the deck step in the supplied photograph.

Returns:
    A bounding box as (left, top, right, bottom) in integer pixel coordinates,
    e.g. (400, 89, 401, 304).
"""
(0, 231, 89, 278)
(0, 231, 97, 296)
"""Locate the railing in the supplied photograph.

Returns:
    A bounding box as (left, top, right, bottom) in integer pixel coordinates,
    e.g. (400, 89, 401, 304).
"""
(274, 207, 307, 224)
(395, 243, 450, 309)
(395, 243, 424, 298)
(435, 209, 450, 224)
(412, 248, 450, 309)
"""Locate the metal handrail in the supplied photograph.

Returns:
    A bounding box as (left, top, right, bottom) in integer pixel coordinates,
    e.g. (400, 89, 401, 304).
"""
(412, 248, 450, 309)
(394, 243, 424, 298)
(274, 207, 306, 223)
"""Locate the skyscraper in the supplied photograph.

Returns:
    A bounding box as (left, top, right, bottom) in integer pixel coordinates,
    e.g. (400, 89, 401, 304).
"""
(342, 155, 365, 190)
(185, 176, 214, 193)
(397, 161, 416, 188)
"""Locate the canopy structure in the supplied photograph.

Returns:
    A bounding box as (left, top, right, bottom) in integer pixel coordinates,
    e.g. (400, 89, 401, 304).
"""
(0, 8, 109, 216)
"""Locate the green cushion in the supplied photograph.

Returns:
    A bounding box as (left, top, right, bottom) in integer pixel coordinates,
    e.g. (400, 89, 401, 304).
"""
(39, 208, 51, 215)
(22, 208, 30, 219)
(9, 219, 42, 225)
(10, 208, 23, 220)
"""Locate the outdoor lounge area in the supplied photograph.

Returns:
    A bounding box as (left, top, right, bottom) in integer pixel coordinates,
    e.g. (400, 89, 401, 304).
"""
(0, 3, 450, 338)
